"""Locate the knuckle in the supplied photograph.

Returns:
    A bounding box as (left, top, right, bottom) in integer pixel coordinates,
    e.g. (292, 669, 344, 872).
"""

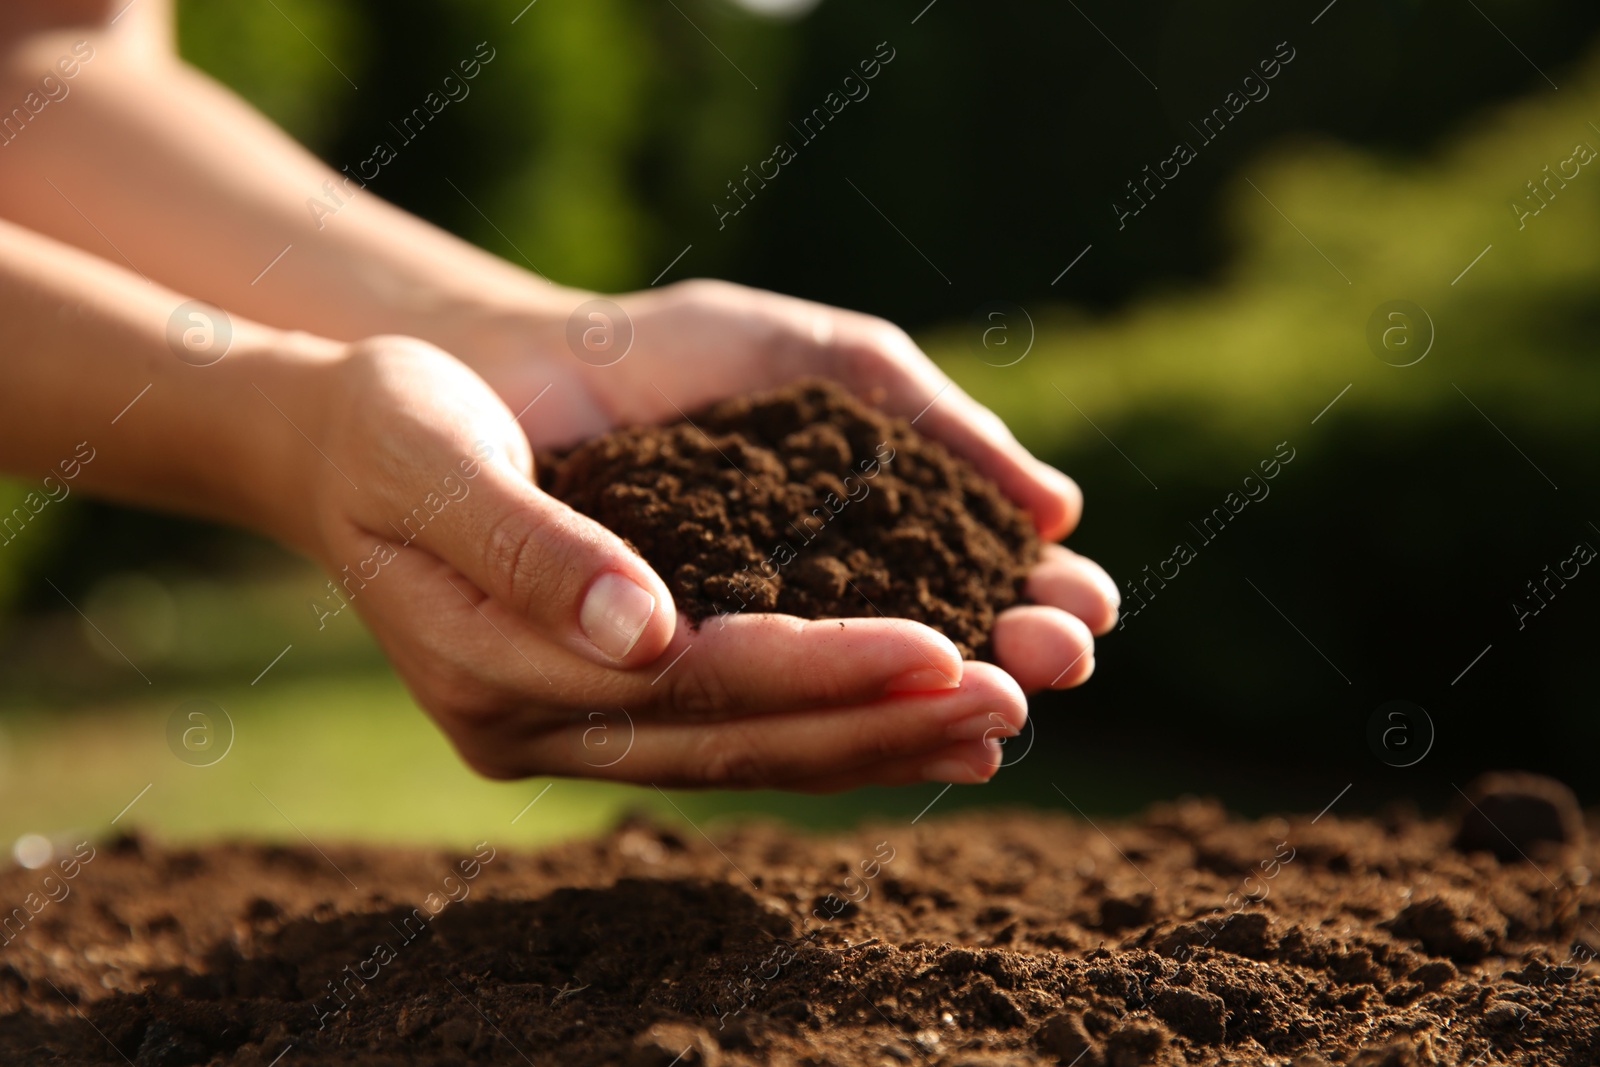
(422, 683, 511, 735)
(676, 277, 742, 305)
(411, 655, 534, 734)
(694, 730, 771, 788)
(431, 698, 556, 781)
(867, 725, 904, 765)
(344, 333, 450, 365)
(485, 507, 565, 617)
(337, 336, 448, 398)
(662, 662, 733, 719)
(793, 645, 850, 706)
(854, 317, 914, 361)
(459, 749, 524, 781)
(871, 318, 914, 350)
(970, 401, 1011, 441)
(433, 708, 518, 778)
(828, 314, 922, 381)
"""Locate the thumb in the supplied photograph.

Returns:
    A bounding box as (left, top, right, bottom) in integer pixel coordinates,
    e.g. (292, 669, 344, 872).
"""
(397, 442, 677, 669)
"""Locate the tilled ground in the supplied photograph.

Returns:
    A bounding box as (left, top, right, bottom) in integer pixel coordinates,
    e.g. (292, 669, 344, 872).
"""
(0, 797, 1595, 1066)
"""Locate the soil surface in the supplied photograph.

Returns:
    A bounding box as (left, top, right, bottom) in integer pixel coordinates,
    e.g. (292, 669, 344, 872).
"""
(539, 378, 1039, 659)
(1, 797, 1596, 1066)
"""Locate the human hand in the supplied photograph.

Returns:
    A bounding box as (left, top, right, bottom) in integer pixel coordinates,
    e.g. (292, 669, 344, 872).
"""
(471, 280, 1118, 695)
(290, 337, 1029, 791)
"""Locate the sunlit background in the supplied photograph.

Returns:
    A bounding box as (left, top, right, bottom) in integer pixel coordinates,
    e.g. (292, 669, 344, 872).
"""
(2, 0, 1597, 852)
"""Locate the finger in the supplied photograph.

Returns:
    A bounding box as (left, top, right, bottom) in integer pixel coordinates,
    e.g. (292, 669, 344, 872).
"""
(910, 383, 1082, 542)
(355, 543, 972, 711)
(353, 544, 971, 717)
(328, 534, 565, 698)
(521, 661, 1026, 787)
(787, 738, 1006, 794)
(1027, 543, 1120, 635)
(827, 321, 1082, 540)
(991, 605, 1095, 691)
(621, 612, 966, 718)
(395, 446, 677, 670)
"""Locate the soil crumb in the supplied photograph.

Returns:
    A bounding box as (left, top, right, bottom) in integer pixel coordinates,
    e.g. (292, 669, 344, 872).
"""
(1452, 771, 1585, 863)
(2, 803, 1596, 1065)
(538, 378, 1039, 659)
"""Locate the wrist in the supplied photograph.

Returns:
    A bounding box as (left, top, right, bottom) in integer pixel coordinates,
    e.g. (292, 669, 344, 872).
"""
(402, 284, 591, 375)
(177, 327, 346, 556)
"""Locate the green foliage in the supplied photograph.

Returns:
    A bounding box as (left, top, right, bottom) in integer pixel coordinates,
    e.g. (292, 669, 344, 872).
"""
(468, 0, 794, 288)
(176, 0, 367, 151)
(474, 0, 655, 287)
(930, 51, 1600, 470)
(0, 481, 66, 611)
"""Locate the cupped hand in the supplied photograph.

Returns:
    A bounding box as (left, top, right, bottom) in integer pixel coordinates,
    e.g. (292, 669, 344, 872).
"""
(476, 279, 1119, 695)
(298, 337, 1031, 792)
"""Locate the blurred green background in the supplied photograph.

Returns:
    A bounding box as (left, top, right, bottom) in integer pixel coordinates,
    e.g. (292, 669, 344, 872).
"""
(2, 0, 1598, 850)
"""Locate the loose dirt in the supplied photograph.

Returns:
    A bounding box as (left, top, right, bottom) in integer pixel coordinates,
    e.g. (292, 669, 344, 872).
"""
(1, 794, 1595, 1066)
(538, 378, 1039, 659)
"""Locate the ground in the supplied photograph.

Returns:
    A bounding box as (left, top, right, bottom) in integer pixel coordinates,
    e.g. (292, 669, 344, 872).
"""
(0, 798, 1594, 1066)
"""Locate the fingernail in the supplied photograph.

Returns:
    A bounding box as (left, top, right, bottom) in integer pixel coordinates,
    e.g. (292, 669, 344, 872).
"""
(580, 571, 655, 661)
(884, 667, 961, 695)
(947, 711, 1022, 742)
(921, 755, 994, 785)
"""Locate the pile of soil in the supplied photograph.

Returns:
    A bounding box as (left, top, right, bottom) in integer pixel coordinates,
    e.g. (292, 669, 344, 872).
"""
(538, 378, 1039, 659)
(1, 796, 1595, 1066)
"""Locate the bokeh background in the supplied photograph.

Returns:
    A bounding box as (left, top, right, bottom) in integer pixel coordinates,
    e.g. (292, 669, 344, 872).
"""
(2, 0, 1597, 849)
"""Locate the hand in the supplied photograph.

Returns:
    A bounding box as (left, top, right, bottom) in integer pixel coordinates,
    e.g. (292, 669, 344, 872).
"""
(293, 337, 1030, 791)
(472, 279, 1120, 694)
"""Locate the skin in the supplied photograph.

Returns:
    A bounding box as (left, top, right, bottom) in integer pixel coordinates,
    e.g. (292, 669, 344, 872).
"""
(0, 1, 1118, 791)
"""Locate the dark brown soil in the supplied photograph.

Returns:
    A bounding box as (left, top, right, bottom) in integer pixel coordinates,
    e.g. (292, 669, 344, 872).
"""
(538, 378, 1039, 659)
(2, 798, 1596, 1066)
